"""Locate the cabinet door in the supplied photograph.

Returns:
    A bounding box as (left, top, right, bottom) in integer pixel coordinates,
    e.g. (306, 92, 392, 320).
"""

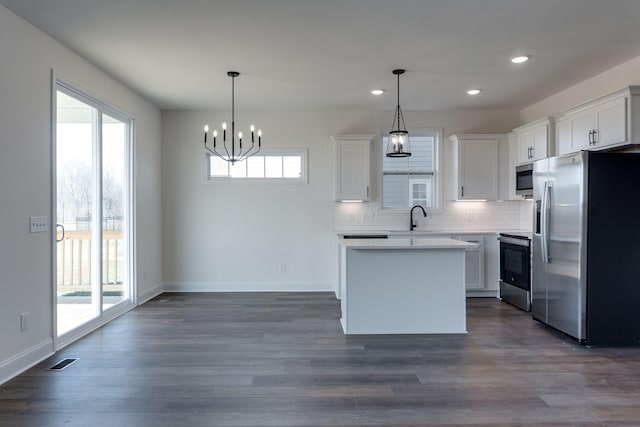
(571, 110, 594, 152)
(556, 117, 572, 155)
(459, 139, 498, 200)
(531, 125, 548, 161)
(336, 139, 370, 201)
(518, 130, 534, 164)
(594, 96, 627, 148)
(465, 249, 483, 290)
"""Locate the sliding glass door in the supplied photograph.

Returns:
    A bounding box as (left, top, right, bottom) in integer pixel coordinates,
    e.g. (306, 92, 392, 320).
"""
(55, 83, 133, 338)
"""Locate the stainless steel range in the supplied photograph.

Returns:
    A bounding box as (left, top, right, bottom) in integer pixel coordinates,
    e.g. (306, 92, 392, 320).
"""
(498, 233, 531, 311)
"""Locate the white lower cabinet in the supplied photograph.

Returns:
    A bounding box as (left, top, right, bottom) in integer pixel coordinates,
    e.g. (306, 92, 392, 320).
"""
(454, 233, 499, 296)
(455, 235, 484, 290)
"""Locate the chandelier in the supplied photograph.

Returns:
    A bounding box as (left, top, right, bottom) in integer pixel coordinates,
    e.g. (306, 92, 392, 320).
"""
(203, 71, 261, 164)
(386, 69, 411, 157)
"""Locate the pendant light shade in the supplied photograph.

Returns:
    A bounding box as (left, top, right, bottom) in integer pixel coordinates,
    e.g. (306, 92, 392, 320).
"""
(386, 69, 411, 157)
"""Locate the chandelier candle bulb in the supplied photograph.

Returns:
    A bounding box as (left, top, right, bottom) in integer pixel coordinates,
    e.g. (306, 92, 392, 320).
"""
(258, 130, 262, 147)
(213, 130, 217, 148)
(239, 132, 243, 148)
(251, 125, 255, 143)
(222, 122, 227, 140)
(204, 125, 209, 143)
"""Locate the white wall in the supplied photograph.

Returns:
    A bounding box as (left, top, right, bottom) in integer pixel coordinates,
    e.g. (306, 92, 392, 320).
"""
(161, 109, 521, 293)
(520, 54, 640, 123)
(0, 6, 162, 383)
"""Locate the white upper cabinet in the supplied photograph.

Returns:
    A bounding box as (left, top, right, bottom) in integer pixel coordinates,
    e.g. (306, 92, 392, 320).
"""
(333, 134, 374, 201)
(555, 87, 640, 155)
(449, 134, 500, 200)
(514, 117, 554, 164)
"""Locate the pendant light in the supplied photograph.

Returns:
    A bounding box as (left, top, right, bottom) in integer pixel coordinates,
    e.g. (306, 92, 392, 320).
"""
(203, 71, 262, 164)
(386, 69, 411, 157)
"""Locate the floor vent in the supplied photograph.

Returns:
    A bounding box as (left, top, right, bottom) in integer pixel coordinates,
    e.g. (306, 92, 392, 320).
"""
(47, 358, 78, 371)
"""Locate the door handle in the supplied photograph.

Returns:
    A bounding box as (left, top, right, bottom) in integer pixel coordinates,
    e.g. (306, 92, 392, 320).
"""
(56, 224, 65, 243)
(541, 181, 552, 263)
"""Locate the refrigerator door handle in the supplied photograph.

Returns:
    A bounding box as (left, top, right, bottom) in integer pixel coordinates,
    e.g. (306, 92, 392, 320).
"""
(541, 181, 552, 263)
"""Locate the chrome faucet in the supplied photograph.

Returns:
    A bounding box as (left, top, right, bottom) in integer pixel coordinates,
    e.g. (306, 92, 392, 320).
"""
(410, 205, 427, 231)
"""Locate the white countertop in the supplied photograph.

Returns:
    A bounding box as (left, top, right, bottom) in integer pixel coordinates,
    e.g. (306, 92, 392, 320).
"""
(338, 229, 530, 237)
(338, 237, 478, 249)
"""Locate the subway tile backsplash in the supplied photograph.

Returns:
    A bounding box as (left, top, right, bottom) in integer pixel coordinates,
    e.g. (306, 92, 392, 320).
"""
(334, 200, 534, 232)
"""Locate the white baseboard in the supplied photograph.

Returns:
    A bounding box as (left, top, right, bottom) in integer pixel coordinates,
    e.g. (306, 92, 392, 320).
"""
(137, 283, 164, 305)
(466, 289, 499, 298)
(0, 339, 54, 386)
(163, 281, 335, 293)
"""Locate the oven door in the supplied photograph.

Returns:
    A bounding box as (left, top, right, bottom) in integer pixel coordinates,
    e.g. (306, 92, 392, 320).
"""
(499, 239, 530, 290)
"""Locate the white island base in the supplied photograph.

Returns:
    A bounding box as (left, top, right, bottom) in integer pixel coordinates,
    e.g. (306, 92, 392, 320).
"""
(338, 238, 475, 335)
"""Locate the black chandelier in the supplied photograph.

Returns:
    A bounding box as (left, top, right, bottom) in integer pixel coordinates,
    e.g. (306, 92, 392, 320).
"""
(386, 69, 411, 157)
(203, 71, 261, 164)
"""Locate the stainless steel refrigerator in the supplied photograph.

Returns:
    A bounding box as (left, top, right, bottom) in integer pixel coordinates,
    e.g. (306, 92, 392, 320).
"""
(532, 151, 640, 346)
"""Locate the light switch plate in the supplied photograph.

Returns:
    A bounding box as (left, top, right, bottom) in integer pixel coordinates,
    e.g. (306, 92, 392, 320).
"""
(30, 216, 48, 233)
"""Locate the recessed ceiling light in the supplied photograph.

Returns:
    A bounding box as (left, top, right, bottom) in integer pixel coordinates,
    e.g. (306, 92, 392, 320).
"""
(371, 89, 385, 95)
(467, 89, 481, 95)
(511, 55, 530, 64)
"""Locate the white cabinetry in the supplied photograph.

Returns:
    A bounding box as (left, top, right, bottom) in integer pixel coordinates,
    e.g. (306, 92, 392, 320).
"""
(555, 87, 640, 155)
(380, 231, 499, 296)
(514, 117, 554, 164)
(333, 134, 374, 201)
(449, 134, 500, 200)
(454, 235, 484, 290)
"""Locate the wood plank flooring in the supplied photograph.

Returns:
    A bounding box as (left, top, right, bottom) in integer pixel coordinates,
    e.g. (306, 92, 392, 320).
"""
(2, 292, 640, 426)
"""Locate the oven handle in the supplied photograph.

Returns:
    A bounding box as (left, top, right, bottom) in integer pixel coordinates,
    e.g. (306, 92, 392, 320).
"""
(497, 236, 530, 247)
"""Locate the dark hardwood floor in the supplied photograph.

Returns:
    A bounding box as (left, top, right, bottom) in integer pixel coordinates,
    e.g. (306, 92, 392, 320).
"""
(2, 292, 640, 426)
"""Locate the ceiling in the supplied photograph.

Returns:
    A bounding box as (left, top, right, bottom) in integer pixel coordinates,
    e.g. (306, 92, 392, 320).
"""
(3, 0, 640, 112)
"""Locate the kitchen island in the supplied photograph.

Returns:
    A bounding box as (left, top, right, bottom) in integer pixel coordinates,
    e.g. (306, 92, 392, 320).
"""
(338, 237, 477, 335)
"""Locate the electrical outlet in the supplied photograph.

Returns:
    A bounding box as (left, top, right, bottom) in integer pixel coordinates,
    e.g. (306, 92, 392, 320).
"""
(279, 263, 287, 273)
(30, 216, 48, 233)
(20, 312, 29, 331)
(143, 271, 148, 280)
(466, 210, 474, 222)
(363, 212, 374, 221)
(347, 213, 354, 222)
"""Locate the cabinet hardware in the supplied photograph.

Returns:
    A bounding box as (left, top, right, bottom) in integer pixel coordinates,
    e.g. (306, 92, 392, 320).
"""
(366, 186, 369, 198)
(592, 129, 597, 145)
(461, 186, 464, 197)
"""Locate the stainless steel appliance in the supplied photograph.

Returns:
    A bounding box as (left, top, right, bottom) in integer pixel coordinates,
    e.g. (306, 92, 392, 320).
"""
(515, 163, 534, 196)
(532, 151, 640, 346)
(499, 233, 531, 311)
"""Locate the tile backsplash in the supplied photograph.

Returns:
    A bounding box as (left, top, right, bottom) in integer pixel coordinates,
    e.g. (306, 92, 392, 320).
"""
(334, 199, 534, 232)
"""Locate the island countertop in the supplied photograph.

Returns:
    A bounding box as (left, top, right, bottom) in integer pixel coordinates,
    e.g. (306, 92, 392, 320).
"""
(338, 237, 478, 250)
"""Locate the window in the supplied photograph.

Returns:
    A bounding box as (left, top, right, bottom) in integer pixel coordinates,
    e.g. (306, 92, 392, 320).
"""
(382, 132, 439, 208)
(409, 178, 431, 208)
(205, 149, 308, 183)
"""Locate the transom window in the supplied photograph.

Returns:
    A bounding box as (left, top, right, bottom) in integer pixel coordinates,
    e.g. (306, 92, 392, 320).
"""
(382, 133, 439, 208)
(205, 149, 307, 183)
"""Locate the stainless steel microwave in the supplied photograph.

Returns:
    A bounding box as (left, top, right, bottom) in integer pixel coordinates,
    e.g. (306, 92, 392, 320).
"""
(515, 163, 533, 196)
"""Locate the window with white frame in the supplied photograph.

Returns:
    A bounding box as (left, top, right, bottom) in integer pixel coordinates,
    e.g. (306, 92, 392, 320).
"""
(382, 133, 439, 208)
(206, 148, 308, 183)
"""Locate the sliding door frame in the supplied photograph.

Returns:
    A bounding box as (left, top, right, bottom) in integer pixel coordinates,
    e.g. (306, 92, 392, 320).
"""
(51, 70, 137, 350)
